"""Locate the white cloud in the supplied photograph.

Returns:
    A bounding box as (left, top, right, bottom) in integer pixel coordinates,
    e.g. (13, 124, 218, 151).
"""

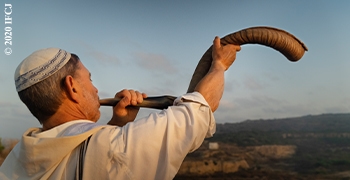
(119, 36, 142, 49)
(88, 50, 120, 65)
(243, 76, 264, 90)
(78, 41, 120, 65)
(137, 77, 186, 97)
(218, 99, 235, 111)
(263, 72, 280, 82)
(213, 94, 297, 123)
(133, 52, 177, 74)
(234, 95, 285, 110)
(224, 79, 240, 92)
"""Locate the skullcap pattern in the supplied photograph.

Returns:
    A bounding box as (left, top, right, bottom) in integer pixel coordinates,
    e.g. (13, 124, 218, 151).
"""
(14, 48, 72, 92)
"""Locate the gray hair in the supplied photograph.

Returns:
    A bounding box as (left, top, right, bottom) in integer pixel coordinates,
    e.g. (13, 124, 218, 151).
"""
(18, 54, 80, 124)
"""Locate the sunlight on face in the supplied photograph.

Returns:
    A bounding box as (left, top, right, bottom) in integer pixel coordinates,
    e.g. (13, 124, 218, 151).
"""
(76, 62, 101, 122)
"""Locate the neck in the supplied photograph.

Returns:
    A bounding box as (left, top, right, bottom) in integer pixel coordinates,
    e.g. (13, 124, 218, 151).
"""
(42, 101, 89, 131)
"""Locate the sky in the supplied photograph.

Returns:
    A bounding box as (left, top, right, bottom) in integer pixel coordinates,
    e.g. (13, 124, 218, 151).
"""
(1, 1, 349, 138)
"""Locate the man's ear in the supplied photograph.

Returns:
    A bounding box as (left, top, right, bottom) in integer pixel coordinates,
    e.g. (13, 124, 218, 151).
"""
(63, 75, 80, 103)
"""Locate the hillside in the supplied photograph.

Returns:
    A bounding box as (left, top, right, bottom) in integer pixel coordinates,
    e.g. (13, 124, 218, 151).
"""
(175, 113, 350, 179)
(216, 113, 350, 133)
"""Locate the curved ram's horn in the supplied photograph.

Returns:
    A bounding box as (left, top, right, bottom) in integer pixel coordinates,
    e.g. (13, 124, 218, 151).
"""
(100, 26, 307, 109)
(186, 26, 308, 93)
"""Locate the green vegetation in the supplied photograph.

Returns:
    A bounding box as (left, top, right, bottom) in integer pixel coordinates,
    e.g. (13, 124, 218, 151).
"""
(209, 131, 287, 146)
(210, 131, 350, 175)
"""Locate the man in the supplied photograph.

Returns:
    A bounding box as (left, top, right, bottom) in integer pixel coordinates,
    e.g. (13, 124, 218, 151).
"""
(0, 37, 240, 179)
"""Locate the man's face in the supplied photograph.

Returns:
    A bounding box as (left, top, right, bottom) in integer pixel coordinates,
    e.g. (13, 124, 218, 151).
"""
(75, 62, 100, 122)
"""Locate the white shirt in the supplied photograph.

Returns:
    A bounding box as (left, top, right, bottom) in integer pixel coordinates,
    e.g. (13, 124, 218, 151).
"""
(0, 92, 216, 180)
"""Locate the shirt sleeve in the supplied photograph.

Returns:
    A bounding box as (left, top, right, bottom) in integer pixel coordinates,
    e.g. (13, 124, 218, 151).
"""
(108, 92, 216, 179)
(173, 92, 216, 138)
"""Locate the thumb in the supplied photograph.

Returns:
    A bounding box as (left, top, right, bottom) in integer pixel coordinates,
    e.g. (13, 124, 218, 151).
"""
(213, 36, 221, 50)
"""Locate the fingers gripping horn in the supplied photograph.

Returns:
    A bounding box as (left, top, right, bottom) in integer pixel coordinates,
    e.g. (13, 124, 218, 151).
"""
(186, 26, 308, 93)
(99, 26, 307, 109)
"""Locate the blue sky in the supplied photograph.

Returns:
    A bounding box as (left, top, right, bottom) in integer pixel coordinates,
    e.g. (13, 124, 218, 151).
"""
(1, 1, 349, 138)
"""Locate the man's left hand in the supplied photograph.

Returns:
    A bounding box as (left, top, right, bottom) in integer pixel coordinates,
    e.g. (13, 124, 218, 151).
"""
(108, 89, 147, 126)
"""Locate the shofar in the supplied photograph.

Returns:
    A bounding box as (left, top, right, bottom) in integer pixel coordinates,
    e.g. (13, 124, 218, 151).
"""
(99, 26, 308, 109)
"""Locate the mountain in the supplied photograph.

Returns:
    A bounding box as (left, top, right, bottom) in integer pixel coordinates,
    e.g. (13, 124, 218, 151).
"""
(175, 113, 350, 179)
(216, 113, 350, 133)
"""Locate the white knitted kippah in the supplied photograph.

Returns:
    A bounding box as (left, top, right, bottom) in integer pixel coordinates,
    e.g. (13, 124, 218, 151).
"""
(14, 48, 72, 92)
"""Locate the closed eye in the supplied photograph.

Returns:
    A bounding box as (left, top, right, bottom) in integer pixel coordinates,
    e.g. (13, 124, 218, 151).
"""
(89, 73, 93, 82)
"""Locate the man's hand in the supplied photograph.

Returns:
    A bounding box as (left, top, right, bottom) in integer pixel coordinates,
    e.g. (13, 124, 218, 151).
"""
(211, 36, 241, 71)
(108, 89, 147, 127)
(194, 36, 240, 112)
